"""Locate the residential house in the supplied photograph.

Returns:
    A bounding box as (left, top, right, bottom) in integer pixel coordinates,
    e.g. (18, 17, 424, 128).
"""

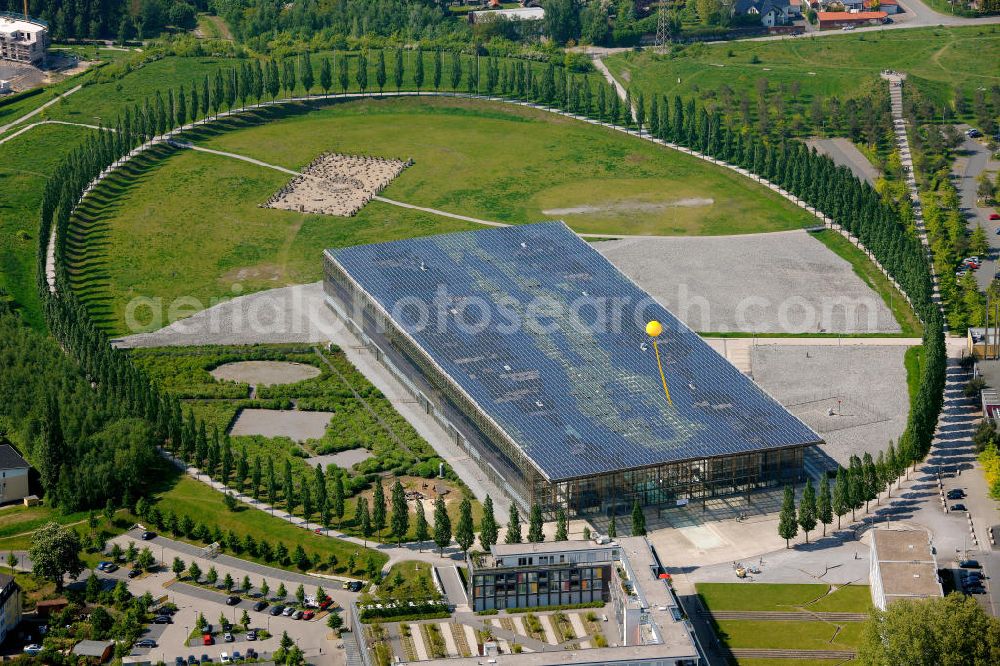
(733, 0, 793, 26)
(0, 443, 30, 504)
(0, 574, 21, 647)
(817, 10, 887, 28)
(865, 0, 900, 13)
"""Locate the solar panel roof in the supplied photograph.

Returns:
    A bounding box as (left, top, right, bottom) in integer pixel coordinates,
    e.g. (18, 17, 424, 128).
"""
(327, 222, 821, 482)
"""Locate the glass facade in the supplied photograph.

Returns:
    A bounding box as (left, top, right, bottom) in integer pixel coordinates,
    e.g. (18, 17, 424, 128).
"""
(471, 564, 610, 612)
(325, 256, 807, 518)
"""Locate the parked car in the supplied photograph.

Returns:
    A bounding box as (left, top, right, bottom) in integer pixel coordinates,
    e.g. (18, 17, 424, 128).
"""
(220, 653, 231, 664)
(187, 656, 198, 665)
(226, 596, 240, 606)
(245, 648, 257, 659)
(141, 531, 156, 540)
(98, 562, 118, 573)
(204, 624, 213, 635)
(347, 581, 363, 592)
(252, 601, 267, 612)
(200, 655, 211, 663)
(153, 615, 172, 624)
(135, 639, 157, 648)
(224, 632, 234, 643)
(246, 631, 257, 641)
(175, 658, 186, 666)
(302, 610, 315, 621)
(881, 16, 893, 23)
(960, 559, 982, 569)
(232, 652, 242, 662)
(990, 212, 1000, 220)
(128, 568, 142, 579)
(841, 25, 855, 30)
(282, 606, 295, 617)
(967, 128, 983, 138)
(202, 634, 213, 646)
(952, 503, 967, 512)
(269, 605, 285, 616)
(23, 645, 42, 656)
(947, 489, 966, 499)
(318, 599, 333, 610)
(292, 610, 304, 620)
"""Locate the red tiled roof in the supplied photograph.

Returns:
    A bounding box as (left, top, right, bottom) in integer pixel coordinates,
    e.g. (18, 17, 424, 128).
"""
(818, 11, 887, 19)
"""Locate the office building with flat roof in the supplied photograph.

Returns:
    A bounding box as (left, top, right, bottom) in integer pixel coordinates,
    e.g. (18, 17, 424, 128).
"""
(869, 528, 943, 610)
(324, 222, 821, 517)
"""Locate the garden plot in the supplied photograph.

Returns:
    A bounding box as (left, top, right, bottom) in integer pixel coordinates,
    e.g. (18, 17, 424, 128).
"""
(210, 360, 320, 385)
(228, 408, 332, 442)
(750, 345, 910, 465)
(263, 152, 410, 217)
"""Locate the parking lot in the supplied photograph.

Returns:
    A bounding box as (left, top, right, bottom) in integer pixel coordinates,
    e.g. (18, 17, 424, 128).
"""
(102, 530, 357, 665)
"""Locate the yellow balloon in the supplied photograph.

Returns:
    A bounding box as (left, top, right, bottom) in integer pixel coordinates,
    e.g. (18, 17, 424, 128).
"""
(646, 320, 663, 337)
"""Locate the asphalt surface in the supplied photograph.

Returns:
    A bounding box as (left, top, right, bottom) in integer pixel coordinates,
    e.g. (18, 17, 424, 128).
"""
(805, 138, 880, 186)
(950, 129, 1000, 290)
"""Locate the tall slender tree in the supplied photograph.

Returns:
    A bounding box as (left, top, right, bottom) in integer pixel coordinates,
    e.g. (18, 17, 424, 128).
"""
(554, 509, 568, 541)
(818, 474, 833, 537)
(433, 496, 451, 556)
(505, 504, 522, 544)
(778, 485, 798, 548)
(389, 480, 408, 546)
(479, 495, 498, 550)
(798, 479, 817, 544)
(372, 481, 386, 538)
(455, 497, 475, 553)
(631, 499, 646, 536)
(527, 504, 544, 543)
(833, 466, 848, 529)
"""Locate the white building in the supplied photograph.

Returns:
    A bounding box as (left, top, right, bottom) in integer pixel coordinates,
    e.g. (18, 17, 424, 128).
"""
(0, 14, 48, 64)
(468, 6, 545, 23)
(0, 574, 21, 647)
(869, 528, 943, 610)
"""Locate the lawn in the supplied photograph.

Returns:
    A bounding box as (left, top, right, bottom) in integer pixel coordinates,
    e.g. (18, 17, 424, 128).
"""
(805, 584, 873, 613)
(605, 26, 1000, 121)
(153, 474, 388, 573)
(697, 583, 830, 611)
(714, 619, 861, 651)
(72, 96, 814, 334)
(811, 228, 923, 337)
(0, 504, 93, 551)
(0, 123, 96, 328)
(380, 560, 439, 600)
(904, 345, 925, 405)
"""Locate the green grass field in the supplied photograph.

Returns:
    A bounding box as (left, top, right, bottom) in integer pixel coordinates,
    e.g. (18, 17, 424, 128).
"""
(811, 229, 922, 336)
(698, 582, 870, 662)
(714, 619, 861, 651)
(0, 123, 97, 328)
(606, 26, 1000, 119)
(70, 96, 815, 334)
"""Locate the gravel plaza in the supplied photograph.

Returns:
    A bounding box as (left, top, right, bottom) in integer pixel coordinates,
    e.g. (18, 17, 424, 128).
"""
(596, 230, 900, 334)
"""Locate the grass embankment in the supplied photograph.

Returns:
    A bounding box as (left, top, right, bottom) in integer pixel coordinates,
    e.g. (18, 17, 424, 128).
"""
(154, 475, 388, 573)
(0, 124, 97, 328)
(904, 345, 925, 406)
(71, 96, 815, 334)
(697, 582, 871, 660)
(811, 228, 923, 337)
(605, 26, 1000, 123)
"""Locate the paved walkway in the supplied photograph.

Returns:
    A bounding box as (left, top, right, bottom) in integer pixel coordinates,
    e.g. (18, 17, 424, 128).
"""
(0, 83, 83, 136)
(884, 72, 945, 322)
(0, 118, 109, 145)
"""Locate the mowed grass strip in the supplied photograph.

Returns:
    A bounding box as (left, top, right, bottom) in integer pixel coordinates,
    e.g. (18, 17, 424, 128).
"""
(811, 229, 922, 337)
(714, 619, 861, 651)
(154, 474, 387, 571)
(697, 583, 830, 611)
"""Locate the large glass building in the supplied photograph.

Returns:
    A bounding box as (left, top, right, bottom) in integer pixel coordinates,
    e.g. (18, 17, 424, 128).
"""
(324, 222, 821, 517)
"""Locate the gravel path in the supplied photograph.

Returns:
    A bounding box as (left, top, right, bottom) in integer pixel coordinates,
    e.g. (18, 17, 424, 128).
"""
(805, 138, 880, 186)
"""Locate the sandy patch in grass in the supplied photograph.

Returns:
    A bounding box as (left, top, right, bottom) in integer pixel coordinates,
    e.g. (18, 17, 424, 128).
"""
(229, 408, 332, 441)
(211, 360, 320, 386)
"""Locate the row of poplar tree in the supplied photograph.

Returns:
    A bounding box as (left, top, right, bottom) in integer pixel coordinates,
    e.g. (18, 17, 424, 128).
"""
(778, 445, 914, 548)
(35, 50, 944, 536)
